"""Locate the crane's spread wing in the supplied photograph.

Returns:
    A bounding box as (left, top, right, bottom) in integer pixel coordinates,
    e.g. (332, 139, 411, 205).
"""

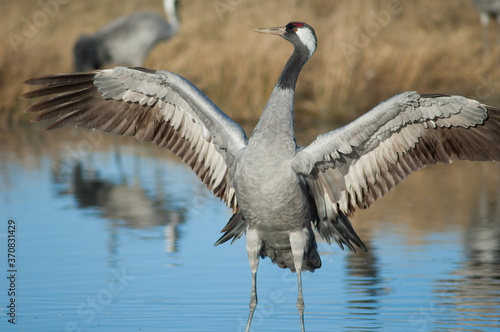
(292, 91, 500, 249)
(22, 66, 248, 211)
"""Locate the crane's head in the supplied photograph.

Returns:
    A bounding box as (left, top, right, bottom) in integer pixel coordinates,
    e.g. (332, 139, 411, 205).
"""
(255, 22, 317, 58)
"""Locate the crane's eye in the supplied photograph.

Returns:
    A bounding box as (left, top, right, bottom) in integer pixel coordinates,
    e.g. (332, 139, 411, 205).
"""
(293, 27, 298, 32)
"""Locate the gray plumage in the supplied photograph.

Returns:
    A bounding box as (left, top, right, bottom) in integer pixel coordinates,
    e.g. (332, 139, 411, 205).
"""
(471, 0, 500, 57)
(22, 22, 500, 332)
(74, 0, 180, 72)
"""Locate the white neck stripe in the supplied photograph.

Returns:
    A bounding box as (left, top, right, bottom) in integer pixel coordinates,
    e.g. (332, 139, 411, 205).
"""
(295, 28, 316, 58)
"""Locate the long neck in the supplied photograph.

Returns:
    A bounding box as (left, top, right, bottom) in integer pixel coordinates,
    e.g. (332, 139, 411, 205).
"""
(163, 0, 180, 29)
(252, 45, 311, 140)
(276, 45, 311, 91)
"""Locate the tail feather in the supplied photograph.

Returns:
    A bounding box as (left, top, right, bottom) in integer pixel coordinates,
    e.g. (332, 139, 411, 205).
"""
(214, 212, 246, 246)
(261, 242, 321, 272)
(316, 210, 367, 252)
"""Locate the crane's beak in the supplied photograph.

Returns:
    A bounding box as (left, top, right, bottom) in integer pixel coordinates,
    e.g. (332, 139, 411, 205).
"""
(254, 26, 286, 36)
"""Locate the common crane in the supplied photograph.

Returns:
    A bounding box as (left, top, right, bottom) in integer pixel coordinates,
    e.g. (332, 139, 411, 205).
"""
(23, 22, 500, 331)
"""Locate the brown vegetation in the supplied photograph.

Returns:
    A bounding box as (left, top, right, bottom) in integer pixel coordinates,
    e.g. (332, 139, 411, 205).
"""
(1, 0, 499, 242)
(3, 0, 500, 130)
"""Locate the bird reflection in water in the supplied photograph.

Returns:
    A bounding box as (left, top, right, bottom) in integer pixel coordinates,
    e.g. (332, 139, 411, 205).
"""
(345, 244, 384, 310)
(434, 166, 500, 329)
(56, 162, 186, 254)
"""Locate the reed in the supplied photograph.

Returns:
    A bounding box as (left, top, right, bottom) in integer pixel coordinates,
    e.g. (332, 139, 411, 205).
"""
(3, 0, 500, 129)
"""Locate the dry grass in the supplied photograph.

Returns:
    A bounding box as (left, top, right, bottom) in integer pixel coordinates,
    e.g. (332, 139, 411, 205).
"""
(3, 0, 500, 129)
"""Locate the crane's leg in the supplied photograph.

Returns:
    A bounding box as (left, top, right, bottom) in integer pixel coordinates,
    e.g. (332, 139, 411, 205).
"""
(290, 231, 306, 332)
(245, 229, 261, 332)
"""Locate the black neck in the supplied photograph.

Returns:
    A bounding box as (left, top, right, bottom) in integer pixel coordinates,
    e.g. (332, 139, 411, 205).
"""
(250, 44, 312, 140)
(276, 45, 311, 90)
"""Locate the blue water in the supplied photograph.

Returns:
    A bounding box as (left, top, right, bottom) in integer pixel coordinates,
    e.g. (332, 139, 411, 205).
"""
(1, 129, 499, 331)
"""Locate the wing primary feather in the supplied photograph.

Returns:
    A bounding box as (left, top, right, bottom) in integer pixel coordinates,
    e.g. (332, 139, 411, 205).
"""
(23, 68, 247, 217)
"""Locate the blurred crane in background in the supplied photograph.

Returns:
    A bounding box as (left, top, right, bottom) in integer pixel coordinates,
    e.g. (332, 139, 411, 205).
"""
(471, 0, 500, 59)
(73, 0, 180, 71)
